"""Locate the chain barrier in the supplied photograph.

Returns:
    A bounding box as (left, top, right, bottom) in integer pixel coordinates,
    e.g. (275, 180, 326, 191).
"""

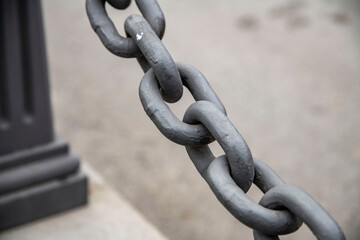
(86, 0, 345, 239)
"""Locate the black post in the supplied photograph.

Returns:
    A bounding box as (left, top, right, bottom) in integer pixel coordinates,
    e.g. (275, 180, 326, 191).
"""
(0, 0, 87, 230)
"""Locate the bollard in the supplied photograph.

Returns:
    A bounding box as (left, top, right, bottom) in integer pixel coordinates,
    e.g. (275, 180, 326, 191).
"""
(0, 0, 87, 230)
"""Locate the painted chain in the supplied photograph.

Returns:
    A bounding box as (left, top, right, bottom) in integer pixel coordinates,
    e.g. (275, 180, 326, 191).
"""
(86, 0, 345, 239)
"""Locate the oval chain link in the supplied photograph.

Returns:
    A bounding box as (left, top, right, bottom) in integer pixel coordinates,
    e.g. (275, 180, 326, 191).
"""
(125, 14, 182, 103)
(201, 155, 303, 235)
(86, 0, 165, 58)
(139, 62, 225, 146)
(86, 0, 345, 239)
(184, 101, 254, 192)
(254, 185, 345, 239)
(86, 0, 183, 103)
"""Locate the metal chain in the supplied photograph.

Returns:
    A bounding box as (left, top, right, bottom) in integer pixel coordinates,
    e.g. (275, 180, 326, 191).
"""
(86, 0, 345, 239)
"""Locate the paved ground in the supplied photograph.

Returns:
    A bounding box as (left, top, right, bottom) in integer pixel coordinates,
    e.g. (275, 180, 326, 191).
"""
(0, 163, 168, 240)
(43, 0, 360, 239)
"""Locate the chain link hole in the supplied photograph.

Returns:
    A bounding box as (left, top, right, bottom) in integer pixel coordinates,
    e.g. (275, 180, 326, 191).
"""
(165, 87, 192, 120)
(104, 1, 136, 36)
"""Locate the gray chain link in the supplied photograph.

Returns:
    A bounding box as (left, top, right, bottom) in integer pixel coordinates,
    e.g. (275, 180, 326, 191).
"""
(86, 0, 345, 239)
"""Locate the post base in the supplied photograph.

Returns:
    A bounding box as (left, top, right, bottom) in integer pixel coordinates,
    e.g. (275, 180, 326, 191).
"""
(0, 172, 87, 230)
(0, 139, 88, 230)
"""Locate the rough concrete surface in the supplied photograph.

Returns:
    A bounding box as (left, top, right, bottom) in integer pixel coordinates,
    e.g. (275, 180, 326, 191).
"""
(0, 163, 168, 240)
(42, 0, 360, 239)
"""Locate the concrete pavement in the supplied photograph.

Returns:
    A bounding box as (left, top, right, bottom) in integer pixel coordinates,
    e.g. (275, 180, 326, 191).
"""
(0, 163, 168, 240)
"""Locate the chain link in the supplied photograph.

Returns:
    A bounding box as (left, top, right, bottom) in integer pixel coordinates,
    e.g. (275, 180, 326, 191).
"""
(86, 0, 345, 239)
(139, 62, 225, 146)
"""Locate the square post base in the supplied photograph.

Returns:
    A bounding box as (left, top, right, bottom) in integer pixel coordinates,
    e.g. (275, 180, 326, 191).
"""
(0, 139, 88, 230)
(0, 172, 87, 230)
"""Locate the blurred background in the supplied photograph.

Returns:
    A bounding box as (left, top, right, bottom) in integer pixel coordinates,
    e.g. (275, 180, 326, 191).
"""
(42, 0, 359, 239)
